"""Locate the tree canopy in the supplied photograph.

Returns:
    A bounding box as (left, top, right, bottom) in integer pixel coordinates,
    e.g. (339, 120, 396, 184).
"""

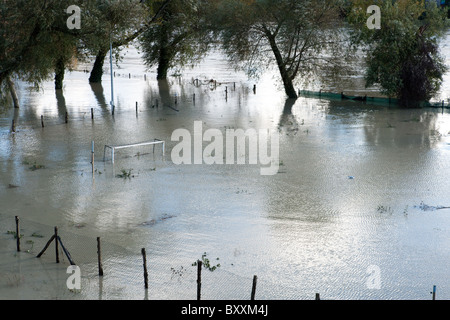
(1, 0, 449, 108)
(210, 0, 354, 99)
(139, 0, 212, 80)
(347, 0, 449, 107)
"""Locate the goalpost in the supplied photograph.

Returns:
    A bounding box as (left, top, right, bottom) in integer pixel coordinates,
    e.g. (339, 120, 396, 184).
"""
(103, 139, 165, 164)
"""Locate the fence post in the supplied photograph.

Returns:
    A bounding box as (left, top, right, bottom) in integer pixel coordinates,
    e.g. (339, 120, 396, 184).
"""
(251, 275, 257, 300)
(142, 248, 148, 289)
(54, 227, 59, 263)
(97, 237, 103, 276)
(432, 285, 436, 300)
(197, 260, 202, 300)
(11, 120, 16, 133)
(91, 141, 95, 175)
(15, 216, 20, 252)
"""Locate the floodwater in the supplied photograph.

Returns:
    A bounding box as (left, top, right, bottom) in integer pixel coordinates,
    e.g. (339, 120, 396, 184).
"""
(1, 36, 450, 300)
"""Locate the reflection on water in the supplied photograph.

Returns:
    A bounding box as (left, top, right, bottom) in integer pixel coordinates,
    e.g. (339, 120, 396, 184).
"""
(0, 43, 449, 300)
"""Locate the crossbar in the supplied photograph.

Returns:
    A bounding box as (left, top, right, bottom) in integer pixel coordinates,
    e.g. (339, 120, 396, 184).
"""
(103, 139, 165, 164)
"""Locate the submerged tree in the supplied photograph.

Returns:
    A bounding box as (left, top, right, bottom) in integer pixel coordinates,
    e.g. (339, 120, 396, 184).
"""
(0, 0, 83, 103)
(81, 0, 150, 84)
(211, 0, 353, 99)
(139, 0, 212, 80)
(348, 0, 448, 107)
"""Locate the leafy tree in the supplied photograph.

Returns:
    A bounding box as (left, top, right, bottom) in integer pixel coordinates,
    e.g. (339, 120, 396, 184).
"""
(139, 0, 212, 80)
(80, 0, 150, 84)
(348, 0, 448, 107)
(211, 0, 353, 99)
(0, 0, 83, 106)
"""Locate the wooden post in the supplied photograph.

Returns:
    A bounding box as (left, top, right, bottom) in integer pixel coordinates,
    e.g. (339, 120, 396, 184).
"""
(97, 237, 103, 276)
(253, 84, 256, 94)
(136, 102, 138, 116)
(142, 248, 148, 289)
(197, 260, 202, 300)
(193, 94, 195, 103)
(129, 73, 131, 79)
(175, 94, 177, 105)
(432, 285, 436, 300)
(54, 227, 59, 263)
(11, 120, 16, 133)
(91, 108, 94, 120)
(15, 216, 20, 252)
(57, 236, 75, 265)
(251, 275, 257, 300)
(144, 74, 147, 81)
(36, 235, 56, 258)
(315, 293, 320, 300)
(225, 87, 228, 100)
(41, 115, 45, 128)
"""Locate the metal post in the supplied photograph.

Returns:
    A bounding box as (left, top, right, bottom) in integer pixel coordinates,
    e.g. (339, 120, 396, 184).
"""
(91, 141, 95, 174)
(110, 32, 115, 115)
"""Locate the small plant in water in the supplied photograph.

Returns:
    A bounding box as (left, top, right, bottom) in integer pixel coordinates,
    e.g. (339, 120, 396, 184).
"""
(6, 230, 22, 239)
(192, 252, 221, 272)
(377, 205, 393, 214)
(170, 266, 185, 280)
(23, 160, 45, 171)
(116, 169, 134, 179)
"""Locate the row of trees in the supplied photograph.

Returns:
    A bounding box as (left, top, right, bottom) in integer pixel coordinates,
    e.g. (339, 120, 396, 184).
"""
(0, 0, 448, 108)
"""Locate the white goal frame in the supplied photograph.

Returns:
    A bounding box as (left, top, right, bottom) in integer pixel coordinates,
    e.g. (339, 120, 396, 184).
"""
(103, 139, 165, 164)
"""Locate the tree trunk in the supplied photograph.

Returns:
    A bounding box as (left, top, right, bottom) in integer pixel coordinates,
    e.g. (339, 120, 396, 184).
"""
(89, 48, 108, 83)
(55, 58, 65, 90)
(265, 30, 298, 99)
(156, 19, 172, 80)
(279, 70, 298, 99)
(6, 76, 20, 109)
(157, 46, 171, 80)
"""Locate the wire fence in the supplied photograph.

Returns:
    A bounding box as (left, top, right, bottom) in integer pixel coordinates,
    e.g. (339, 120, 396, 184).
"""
(1, 213, 444, 300)
(1, 214, 304, 300)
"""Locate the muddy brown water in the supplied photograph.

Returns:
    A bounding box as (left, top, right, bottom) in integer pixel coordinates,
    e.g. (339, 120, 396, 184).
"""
(0, 41, 449, 300)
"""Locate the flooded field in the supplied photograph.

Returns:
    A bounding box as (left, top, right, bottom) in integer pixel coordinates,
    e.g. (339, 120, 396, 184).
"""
(1, 38, 450, 300)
